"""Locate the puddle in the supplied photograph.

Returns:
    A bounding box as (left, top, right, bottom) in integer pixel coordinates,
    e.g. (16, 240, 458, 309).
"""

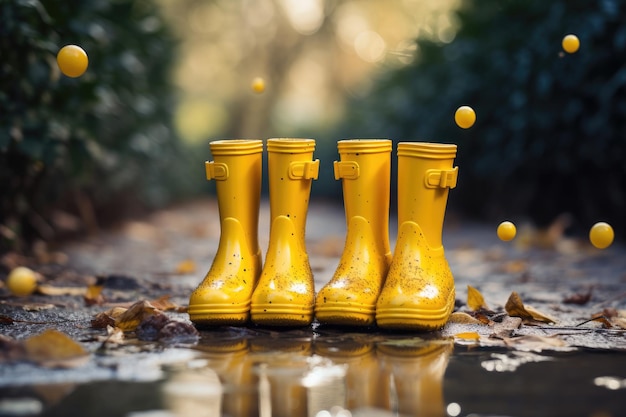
(0, 328, 625, 417)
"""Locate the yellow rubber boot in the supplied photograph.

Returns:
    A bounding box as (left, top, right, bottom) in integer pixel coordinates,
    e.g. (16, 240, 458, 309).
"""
(376, 142, 458, 330)
(251, 138, 319, 326)
(189, 139, 263, 326)
(315, 139, 392, 326)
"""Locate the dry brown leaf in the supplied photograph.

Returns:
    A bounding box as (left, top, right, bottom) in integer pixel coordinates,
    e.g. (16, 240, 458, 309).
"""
(22, 329, 89, 368)
(492, 316, 523, 339)
(114, 300, 159, 331)
(611, 317, 626, 329)
(467, 285, 489, 311)
(175, 259, 197, 275)
(563, 289, 593, 305)
(150, 295, 178, 311)
(37, 285, 87, 296)
(448, 311, 484, 325)
(505, 292, 556, 324)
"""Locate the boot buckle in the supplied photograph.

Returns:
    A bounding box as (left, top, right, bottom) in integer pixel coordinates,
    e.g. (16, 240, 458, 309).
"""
(333, 161, 360, 180)
(206, 161, 229, 180)
(289, 160, 320, 180)
(425, 167, 458, 189)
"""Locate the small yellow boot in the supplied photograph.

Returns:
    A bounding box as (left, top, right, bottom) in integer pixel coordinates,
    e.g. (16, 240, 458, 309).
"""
(376, 142, 458, 330)
(315, 139, 392, 326)
(189, 139, 263, 326)
(250, 138, 319, 326)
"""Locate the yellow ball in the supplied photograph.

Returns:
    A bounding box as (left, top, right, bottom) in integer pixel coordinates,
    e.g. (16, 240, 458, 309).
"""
(6, 266, 38, 296)
(589, 222, 614, 249)
(497, 221, 517, 242)
(455, 106, 476, 129)
(562, 34, 580, 54)
(251, 77, 265, 94)
(57, 45, 89, 78)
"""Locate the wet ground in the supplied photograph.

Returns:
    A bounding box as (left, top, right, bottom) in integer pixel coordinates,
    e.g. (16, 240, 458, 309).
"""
(1, 198, 626, 417)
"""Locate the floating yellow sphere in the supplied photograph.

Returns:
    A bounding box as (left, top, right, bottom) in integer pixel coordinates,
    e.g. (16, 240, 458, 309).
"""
(57, 45, 89, 78)
(6, 266, 38, 296)
(251, 77, 265, 94)
(497, 221, 517, 242)
(455, 106, 476, 129)
(589, 222, 614, 249)
(562, 34, 580, 54)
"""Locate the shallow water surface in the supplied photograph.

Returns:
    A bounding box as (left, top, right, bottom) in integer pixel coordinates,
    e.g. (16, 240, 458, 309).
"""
(1, 326, 625, 417)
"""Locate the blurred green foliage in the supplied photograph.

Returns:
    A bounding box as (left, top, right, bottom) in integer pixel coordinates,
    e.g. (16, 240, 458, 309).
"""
(333, 0, 626, 236)
(0, 0, 198, 250)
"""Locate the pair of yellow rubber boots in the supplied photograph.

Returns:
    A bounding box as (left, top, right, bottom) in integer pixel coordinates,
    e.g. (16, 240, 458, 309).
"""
(188, 138, 458, 330)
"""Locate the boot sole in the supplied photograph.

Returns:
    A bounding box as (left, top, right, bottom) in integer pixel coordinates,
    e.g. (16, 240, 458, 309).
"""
(315, 303, 376, 326)
(250, 303, 313, 327)
(188, 303, 250, 326)
(376, 292, 455, 331)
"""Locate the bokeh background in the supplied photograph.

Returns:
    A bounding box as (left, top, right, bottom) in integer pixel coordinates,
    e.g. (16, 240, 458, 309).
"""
(1, 0, 625, 251)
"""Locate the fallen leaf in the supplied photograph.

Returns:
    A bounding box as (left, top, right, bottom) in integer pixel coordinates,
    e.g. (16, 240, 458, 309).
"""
(577, 315, 613, 329)
(22, 329, 90, 368)
(91, 312, 116, 329)
(563, 289, 592, 305)
(103, 326, 125, 345)
(502, 335, 575, 352)
(37, 285, 87, 296)
(448, 311, 484, 325)
(136, 313, 170, 341)
(467, 285, 489, 311)
(175, 259, 196, 275)
(454, 332, 480, 340)
(84, 283, 104, 306)
(492, 316, 523, 339)
(150, 295, 178, 311)
(158, 321, 199, 343)
(114, 300, 159, 331)
(611, 317, 626, 330)
(505, 292, 556, 324)
(22, 303, 56, 312)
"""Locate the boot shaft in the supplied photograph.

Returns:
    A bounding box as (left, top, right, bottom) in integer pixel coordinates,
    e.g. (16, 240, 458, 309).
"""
(267, 138, 319, 245)
(397, 142, 458, 249)
(207, 139, 263, 251)
(334, 139, 392, 254)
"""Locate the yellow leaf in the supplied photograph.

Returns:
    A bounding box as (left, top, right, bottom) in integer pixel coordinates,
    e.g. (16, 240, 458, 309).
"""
(454, 332, 480, 340)
(175, 259, 196, 274)
(150, 295, 177, 311)
(114, 300, 159, 331)
(22, 329, 89, 368)
(505, 292, 555, 324)
(84, 284, 104, 306)
(467, 285, 489, 311)
(448, 311, 484, 325)
(37, 285, 86, 296)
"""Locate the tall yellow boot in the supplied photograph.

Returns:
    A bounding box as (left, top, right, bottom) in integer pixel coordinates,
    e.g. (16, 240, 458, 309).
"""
(376, 142, 458, 330)
(189, 139, 263, 326)
(250, 138, 319, 326)
(315, 139, 392, 326)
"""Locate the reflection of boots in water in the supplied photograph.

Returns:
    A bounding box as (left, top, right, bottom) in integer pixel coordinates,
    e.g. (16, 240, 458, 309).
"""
(251, 336, 313, 417)
(314, 335, 379, 410)
(198, 337, 255, 417)
(189, 140, 263, 326)
(376, 142, 459, 330)
(251, 138, 319, 327)
(315, 139, 392, 326)
(376, 339, 453, 417)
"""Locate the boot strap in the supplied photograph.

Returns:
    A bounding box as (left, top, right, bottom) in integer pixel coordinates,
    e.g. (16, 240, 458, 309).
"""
(205, 161, 229, 180)
(333, 161, 359, 180)
(425, 167, 458, 189)
(289, 160, 320, 180)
